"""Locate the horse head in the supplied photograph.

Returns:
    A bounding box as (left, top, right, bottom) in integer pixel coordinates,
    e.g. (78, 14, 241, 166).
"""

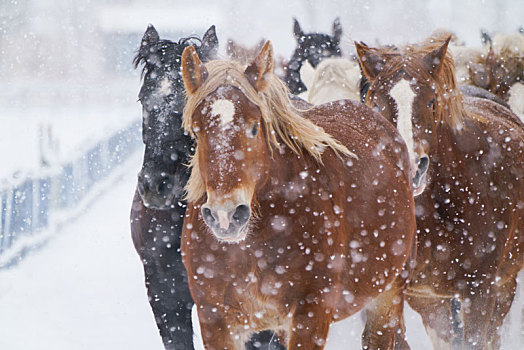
(356, 37, 455, 196)
(293, 17, 342, 67)
(285, 18, 342, 94)
(134, 24, 218, 209)
(181, 42, 275, 242)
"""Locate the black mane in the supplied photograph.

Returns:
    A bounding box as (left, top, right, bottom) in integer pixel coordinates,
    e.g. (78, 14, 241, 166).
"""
(133, 36, 202, 78)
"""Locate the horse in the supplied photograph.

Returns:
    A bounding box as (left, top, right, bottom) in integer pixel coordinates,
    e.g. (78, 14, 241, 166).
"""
(284, 18, 343, 95)
(179, 40, 417, 349)
(468, 32, 524, 119)
(356, 35, 524, 349)
(306, 57, 362, 105)
(227, 38, 266, 65)
(130, 24, 218, 350)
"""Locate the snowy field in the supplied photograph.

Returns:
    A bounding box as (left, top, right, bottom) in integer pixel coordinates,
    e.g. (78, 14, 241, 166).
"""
(0, 151, 522, 349)
(0, 79, 139, 179)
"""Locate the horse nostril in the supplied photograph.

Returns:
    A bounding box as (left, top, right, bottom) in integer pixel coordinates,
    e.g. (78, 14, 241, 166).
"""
(418, 155, 429, 174)
(156, 176, 172, 194)
(232, 204, 250, 226)
(201, 206, 216, 224)
(137, 179, 146, 196)
(413, 155, 430, 188)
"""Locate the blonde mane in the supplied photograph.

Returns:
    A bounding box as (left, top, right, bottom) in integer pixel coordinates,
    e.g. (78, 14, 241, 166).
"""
(183, 59, 354, 202)
(307, 57, 361, 104)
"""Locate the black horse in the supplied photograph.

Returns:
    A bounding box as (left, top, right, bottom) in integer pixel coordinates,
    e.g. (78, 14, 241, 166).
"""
(131, 25, 282, 350)
(284, 17, 343, 95)
(131, 24, 218, 350)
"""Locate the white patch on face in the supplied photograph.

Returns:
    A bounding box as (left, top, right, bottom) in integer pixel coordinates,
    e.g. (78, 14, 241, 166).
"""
(157, 76, 172, 97)
(211, 99, 235, 129)
(389, 79, 416, 164)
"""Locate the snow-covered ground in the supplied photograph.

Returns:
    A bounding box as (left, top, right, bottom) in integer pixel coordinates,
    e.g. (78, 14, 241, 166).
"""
(0, 79, 139, 179)
(0, 151, 522, 349)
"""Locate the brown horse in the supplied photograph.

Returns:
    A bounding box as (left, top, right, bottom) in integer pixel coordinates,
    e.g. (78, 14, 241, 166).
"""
(179, 41, 416, 349)
(226, 38, 266, 65)
(468, 34, 524, 118)
(356, 36, 524, 349)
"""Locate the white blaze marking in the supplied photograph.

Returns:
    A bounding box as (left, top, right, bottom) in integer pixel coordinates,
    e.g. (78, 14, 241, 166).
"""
(217, 209, 230, 229)
(211, 99, 235, 128)
(389, 79, 416, 164)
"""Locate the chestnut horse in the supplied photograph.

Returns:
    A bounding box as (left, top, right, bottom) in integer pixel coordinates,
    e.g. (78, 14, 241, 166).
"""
(179, 41, 416, 349)
(356, 36, 524, 349)
(226, 38, 266, 65)
(468, 33, 524, 119)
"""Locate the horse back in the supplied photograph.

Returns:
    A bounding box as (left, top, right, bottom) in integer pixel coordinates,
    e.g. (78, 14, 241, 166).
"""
(300, 99, 412, 177)
(440, 97, 524, 278)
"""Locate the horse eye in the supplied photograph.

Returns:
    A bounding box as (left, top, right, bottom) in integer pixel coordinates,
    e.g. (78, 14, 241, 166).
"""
(192, 127, 200, 140)
(248, 122, 260, 138)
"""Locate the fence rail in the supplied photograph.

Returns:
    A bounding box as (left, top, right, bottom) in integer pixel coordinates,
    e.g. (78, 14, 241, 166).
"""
(0, 120, 141, 267)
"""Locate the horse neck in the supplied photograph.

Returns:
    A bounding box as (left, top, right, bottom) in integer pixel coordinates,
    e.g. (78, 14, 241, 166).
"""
(259, 143, 318, 202)
(284, 49, 307, 94)
(145, 111, 192, 162)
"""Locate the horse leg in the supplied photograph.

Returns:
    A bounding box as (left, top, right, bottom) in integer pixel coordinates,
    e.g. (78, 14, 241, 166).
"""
(362, 280, 410, 350)
(246, 331, 286, 350)
(460, 287, 497, 350)
(486, 276, 517, 350)
(143, 252, 194, 350)
(406, 296, 459, 350)
(287, 304, 332, 349)
(196, 306, 243, 350)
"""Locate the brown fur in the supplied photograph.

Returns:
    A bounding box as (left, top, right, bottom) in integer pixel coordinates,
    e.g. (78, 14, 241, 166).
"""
(472, 45, 524, 102)
(180, 42, 417, 349)
(226, 38, 266, 65)
(182, 42, 354, 203)
(357, 35, 467, 131)
(358, 36, 524, 350)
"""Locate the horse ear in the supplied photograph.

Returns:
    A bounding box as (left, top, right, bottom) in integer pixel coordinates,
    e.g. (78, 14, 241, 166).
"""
(485, 46, 499, 81)
(181, 46, 208, 95)
(245, 41, 274, 92)
(355, 41, 384, 80)
(486, 46, 497, 66)
(293, 18, 304, 42)
(200, 25, 219, 60)
(140, 24, 159, 51)
(481, 28, 492, 46)
(422, 36, 450, 77)
(332, 18, 342, 44)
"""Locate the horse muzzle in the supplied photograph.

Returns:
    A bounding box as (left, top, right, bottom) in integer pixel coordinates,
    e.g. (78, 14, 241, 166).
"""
(201, 203, 251, 243)
(412, 155, 429, 196)
(137, 171, 182, 210)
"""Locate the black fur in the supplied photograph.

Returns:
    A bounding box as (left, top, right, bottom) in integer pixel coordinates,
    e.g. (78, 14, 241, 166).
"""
(284, 18, 343, 95)
(132, 24, 214, 350)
